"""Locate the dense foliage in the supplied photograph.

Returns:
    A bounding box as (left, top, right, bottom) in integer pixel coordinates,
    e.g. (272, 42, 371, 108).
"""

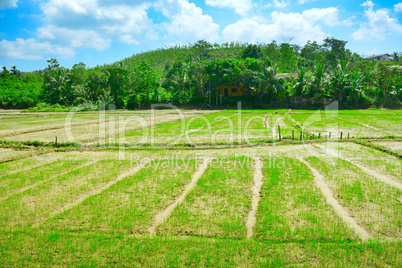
(0, 67, 43, 108)
(1, 38, 401, 109)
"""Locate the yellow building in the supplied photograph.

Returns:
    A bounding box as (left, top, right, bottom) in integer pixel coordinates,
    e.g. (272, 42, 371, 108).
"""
(217, 85, 246, 97)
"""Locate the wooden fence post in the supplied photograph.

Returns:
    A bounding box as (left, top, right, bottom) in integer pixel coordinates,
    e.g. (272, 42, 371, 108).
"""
(278, 125, 281, 141)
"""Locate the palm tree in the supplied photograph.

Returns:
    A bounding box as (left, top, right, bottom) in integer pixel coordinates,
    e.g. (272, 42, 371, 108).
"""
(257, 61, 284, 96)
(293, 66, 309, 96)
(328, 59, 368, 105)
(48, 68, 71, 105)
(308, 63, 326, 98)
(170, 62, 190, 103)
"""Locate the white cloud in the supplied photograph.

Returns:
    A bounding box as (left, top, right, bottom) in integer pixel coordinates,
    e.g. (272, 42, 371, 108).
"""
(361, 0, 374, 9)
(0, 38, 75, 60)
(35, 0, 218, 49)
(264, 0, 289, 9)
(303, 7, 344, 26)
(223, 7, 347, 44)
(157, 0, 219, 42)
(351, 1, 402, 41)
(0, 0, 17, 9)
(38, 0, 155, 49)
(395, 3, 402, 12)
(298, 0, 317, 4)
(205, 0, 252, 16)
(120, 35, 139, 45)
(273, 0, 289, 8)
(0, 0, 219, 59)
(37, 26, 112, 51)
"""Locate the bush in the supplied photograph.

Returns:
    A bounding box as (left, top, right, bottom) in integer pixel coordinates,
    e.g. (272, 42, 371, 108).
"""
(126, 93, 145, 110)
(24, 102, 99, 112)
(0, 74, 43, 108)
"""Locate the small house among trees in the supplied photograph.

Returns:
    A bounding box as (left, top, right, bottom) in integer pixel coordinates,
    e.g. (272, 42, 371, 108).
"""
(217, 85, 246, 97)
(365, 54, 392, 61)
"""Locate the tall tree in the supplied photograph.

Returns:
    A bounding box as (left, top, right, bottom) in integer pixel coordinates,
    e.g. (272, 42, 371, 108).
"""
(42, 58, 71, 105)
(278, 43, 297, 72)
(323, 37, 348, 66)
(323, 37, 347, 57)
(240, 44, 263, 59)
(257, 59, 284, 99)
(132, 61, 159, 106)
(106, 64, 129, 108)
(308, 63, 326, 98)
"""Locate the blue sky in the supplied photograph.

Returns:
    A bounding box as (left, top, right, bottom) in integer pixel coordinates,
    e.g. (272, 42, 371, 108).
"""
(0, 0, 401, 71)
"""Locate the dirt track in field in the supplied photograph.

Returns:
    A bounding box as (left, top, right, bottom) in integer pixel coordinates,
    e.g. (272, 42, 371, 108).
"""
(299, 157, 371, 241)
(314, 144, 402, 191)
(148, 158, 211, 236)
(0, 160, 99, 203)
(33, 162, 144, 228)
(246, 156, 264, 239)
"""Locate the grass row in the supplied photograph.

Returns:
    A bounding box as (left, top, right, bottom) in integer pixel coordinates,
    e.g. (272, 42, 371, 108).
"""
(255, 157, 357, 242)
(47, 159, 201, 234)
(306, 156, 402, 238)
(158, 157, 254, 238)
(0, 160, 132, 226)
(325, 142, 402, 179)
(0, 145, 401, 266)
(0, 227, 401, 266)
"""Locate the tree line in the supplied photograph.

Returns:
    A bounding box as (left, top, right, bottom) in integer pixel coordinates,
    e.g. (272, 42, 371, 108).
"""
(1, 38, 401, 109)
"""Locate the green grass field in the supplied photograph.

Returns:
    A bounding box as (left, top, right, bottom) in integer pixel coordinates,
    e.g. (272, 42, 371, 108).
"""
(0, 108, 401, 266)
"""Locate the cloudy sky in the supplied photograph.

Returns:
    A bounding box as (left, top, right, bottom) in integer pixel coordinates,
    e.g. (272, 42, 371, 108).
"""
(0, 0, 401, 71)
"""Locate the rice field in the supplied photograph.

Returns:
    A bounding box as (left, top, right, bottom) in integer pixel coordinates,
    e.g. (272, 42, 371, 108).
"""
(0, 109, 212, 143)
(0, 108, 401, 266)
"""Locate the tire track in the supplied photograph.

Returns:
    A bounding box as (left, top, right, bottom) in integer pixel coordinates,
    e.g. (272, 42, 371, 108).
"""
(314, 144, 402, 191)
(0, 119, 108, 139)
(336, 116, 395, 136)
(263, 115, 269, 128)
(148, 157, 212, 236)
(270, 114, 277, 139)
(33, 162, 145, 228)
(174, 114, 240, 140)
(0, 158, 53, 178)
(0, 160, 99, 203)
(87, 112, 215, 145)
(298, 157, 371, 241)
(246, 156, 264, 239)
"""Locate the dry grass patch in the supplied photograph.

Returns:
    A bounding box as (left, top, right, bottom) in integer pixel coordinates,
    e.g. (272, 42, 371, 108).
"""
(254, 157, 357, 242)
(2, 110, 210, 143)
(46, 159, 201, 234)
(373, 141, 402, 154)
(158, 156, 254, 238)
(288, 112, 388, 138)
(0, 160, 86, 199)
(306, 156, 402, 239)
(323, 142, 402, 180)
(0, 156, 51, 177)
(0, 149, 37, 163)
(0, 160, 131, 226)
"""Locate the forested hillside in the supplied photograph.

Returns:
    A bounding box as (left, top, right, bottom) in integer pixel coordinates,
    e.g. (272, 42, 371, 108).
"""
(1, 38, 401, 110)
